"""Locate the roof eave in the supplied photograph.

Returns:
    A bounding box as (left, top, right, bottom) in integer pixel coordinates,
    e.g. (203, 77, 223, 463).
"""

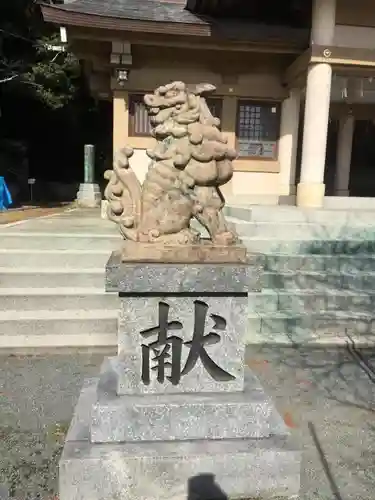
(40, 3, 210, 37)
(40, 3, 309, 49)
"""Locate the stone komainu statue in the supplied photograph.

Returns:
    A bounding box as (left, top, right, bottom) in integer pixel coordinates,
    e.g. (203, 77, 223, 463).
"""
(104, 81, 238, 246)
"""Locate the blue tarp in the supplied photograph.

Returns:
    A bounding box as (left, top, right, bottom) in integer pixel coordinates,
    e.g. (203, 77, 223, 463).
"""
(0, 176, 12, 210)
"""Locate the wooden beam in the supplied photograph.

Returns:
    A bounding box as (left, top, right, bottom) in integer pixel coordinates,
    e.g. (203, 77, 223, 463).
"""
(284, 44, 375, 89)
(311, 44, 375, 67)
(283, 48, 311, 86)
(334, 66, 375, 78)
(66, 27, 304, 55)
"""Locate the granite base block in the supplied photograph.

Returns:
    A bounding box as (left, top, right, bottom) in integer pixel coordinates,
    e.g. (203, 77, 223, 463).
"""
(90, 368, 289, 443)
(105, 255, 259, 294)
(59, 257, 301, 499)
(116, 295, 247, 395)
(60, 437, 300, 500)
(60, 366, 300, 500)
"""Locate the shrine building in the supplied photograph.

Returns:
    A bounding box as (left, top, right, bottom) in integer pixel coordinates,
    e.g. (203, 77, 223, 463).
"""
(41, 0, 375, 208)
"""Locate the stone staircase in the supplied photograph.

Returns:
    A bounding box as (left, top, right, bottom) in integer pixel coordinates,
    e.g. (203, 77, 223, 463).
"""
(2, 205, 375, 351)
(0, 209, 120, 352)
(224, 205, 375, 346)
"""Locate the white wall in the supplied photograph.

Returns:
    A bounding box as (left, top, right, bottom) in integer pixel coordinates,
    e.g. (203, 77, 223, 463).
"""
(131, 154, 284, 197)
(131, 149, 150, 184)
(231, 172, 281, 195)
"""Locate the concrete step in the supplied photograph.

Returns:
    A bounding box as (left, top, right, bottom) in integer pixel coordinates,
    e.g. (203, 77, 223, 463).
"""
(225, 195, 280, 207)
(262, 270, 375, 291)
(0, 288, 119, 310)
(225, 204, 375, 225)
(57, 208, 102, 218)
(230, 219, 375, 240)
(0, 232, 120, 251)
(248, 290, 375, 314)
(258, 254, 375, 273)
(0, 268, 105, 288)
(0, 309, 117, 350)
(242, 237, 375, 254)
(246, 311, 375, 345)
(324, 196, 375, 210)
(9, 224, 117, 235)
(0, 249, 111, 268)
(244, 330, 373, 347)
(19, 216, 113, 226)
(223, 205, 253, 222)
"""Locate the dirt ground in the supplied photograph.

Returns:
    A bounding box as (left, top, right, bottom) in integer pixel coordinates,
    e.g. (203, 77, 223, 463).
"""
(0, 205, 73, 225)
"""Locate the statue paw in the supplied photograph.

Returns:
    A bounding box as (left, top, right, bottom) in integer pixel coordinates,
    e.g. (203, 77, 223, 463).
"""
(176, 228, 201, 245)
(148, 229, 161, 242)
(213, 231, 238, 246)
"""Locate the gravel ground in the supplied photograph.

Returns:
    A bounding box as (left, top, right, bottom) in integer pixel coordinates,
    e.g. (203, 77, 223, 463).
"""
(0, 346, 374, 499)
(0, 352, 103, 499)
(247, 345, 375, 500)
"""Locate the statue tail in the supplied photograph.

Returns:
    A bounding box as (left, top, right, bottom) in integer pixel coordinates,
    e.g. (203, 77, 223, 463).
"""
(104, 147, 142, 241)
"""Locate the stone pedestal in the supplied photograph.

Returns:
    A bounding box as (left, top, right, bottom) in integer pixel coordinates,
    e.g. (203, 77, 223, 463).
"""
(59, 248, 301, 500)
(76, 182, 101, 208)
(76, 145, 101, 208)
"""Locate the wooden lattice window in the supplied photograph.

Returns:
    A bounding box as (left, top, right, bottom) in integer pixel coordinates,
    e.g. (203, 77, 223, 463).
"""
(236, 100, 281, 159)
(129, 94, 152, 136)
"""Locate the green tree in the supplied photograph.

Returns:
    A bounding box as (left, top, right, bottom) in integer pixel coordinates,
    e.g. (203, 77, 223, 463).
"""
(0, 0, 104, 203)
(0, 0, 81, 109)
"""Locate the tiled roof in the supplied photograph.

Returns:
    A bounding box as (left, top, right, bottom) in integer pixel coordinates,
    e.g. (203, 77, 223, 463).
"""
(42, 0, 309, 46)
(55, 0, 204, 24)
